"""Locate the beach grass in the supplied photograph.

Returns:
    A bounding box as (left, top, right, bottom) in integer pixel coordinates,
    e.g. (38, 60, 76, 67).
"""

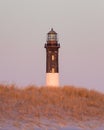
(0, 84, 104, 124)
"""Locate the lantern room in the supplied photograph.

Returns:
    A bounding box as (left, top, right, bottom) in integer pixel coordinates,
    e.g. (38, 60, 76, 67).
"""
(47, 28, 58, 44)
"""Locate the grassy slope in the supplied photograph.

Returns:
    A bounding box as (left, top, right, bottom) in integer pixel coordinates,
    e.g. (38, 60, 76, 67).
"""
(0, 84, 104, 123)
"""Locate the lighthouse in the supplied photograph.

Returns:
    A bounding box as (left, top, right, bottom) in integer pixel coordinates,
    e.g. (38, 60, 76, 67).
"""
(44, 28, 60, 87)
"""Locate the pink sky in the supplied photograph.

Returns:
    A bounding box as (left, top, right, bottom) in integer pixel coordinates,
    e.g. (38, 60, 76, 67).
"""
(0, 0, 104, 92)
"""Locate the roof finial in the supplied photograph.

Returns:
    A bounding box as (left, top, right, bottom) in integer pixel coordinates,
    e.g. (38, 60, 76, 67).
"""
(48, 28, 57, 34)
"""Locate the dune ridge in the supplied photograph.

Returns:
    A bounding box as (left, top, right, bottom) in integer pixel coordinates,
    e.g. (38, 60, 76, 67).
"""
(0, 84, 104, 129)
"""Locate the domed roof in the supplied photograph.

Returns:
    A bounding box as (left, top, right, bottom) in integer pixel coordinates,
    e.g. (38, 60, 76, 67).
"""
(48, 28, 57, 34)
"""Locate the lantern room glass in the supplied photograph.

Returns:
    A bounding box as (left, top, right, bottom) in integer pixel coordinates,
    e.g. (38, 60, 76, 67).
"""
(47, 33, 57, 41)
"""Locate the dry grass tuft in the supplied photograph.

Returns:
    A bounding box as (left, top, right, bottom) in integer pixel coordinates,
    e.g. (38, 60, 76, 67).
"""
(0, 84, 104, 123)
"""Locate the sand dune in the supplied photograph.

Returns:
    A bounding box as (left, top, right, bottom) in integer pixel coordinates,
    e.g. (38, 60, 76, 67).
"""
(0, 84, 104, 129)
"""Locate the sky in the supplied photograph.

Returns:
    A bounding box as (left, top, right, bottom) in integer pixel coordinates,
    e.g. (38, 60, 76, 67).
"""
(0, 0, 104, 92)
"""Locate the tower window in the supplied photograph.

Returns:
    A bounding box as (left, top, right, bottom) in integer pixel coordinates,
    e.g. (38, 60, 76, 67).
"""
(52, 68, 55, 73)
(52, 55, 55, 61)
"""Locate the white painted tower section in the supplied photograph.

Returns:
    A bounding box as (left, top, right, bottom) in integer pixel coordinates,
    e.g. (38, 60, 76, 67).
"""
(46, 73, 59, 87)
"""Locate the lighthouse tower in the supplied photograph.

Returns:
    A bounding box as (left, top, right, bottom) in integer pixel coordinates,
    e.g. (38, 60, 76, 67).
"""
(44, 28, 60, 87)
